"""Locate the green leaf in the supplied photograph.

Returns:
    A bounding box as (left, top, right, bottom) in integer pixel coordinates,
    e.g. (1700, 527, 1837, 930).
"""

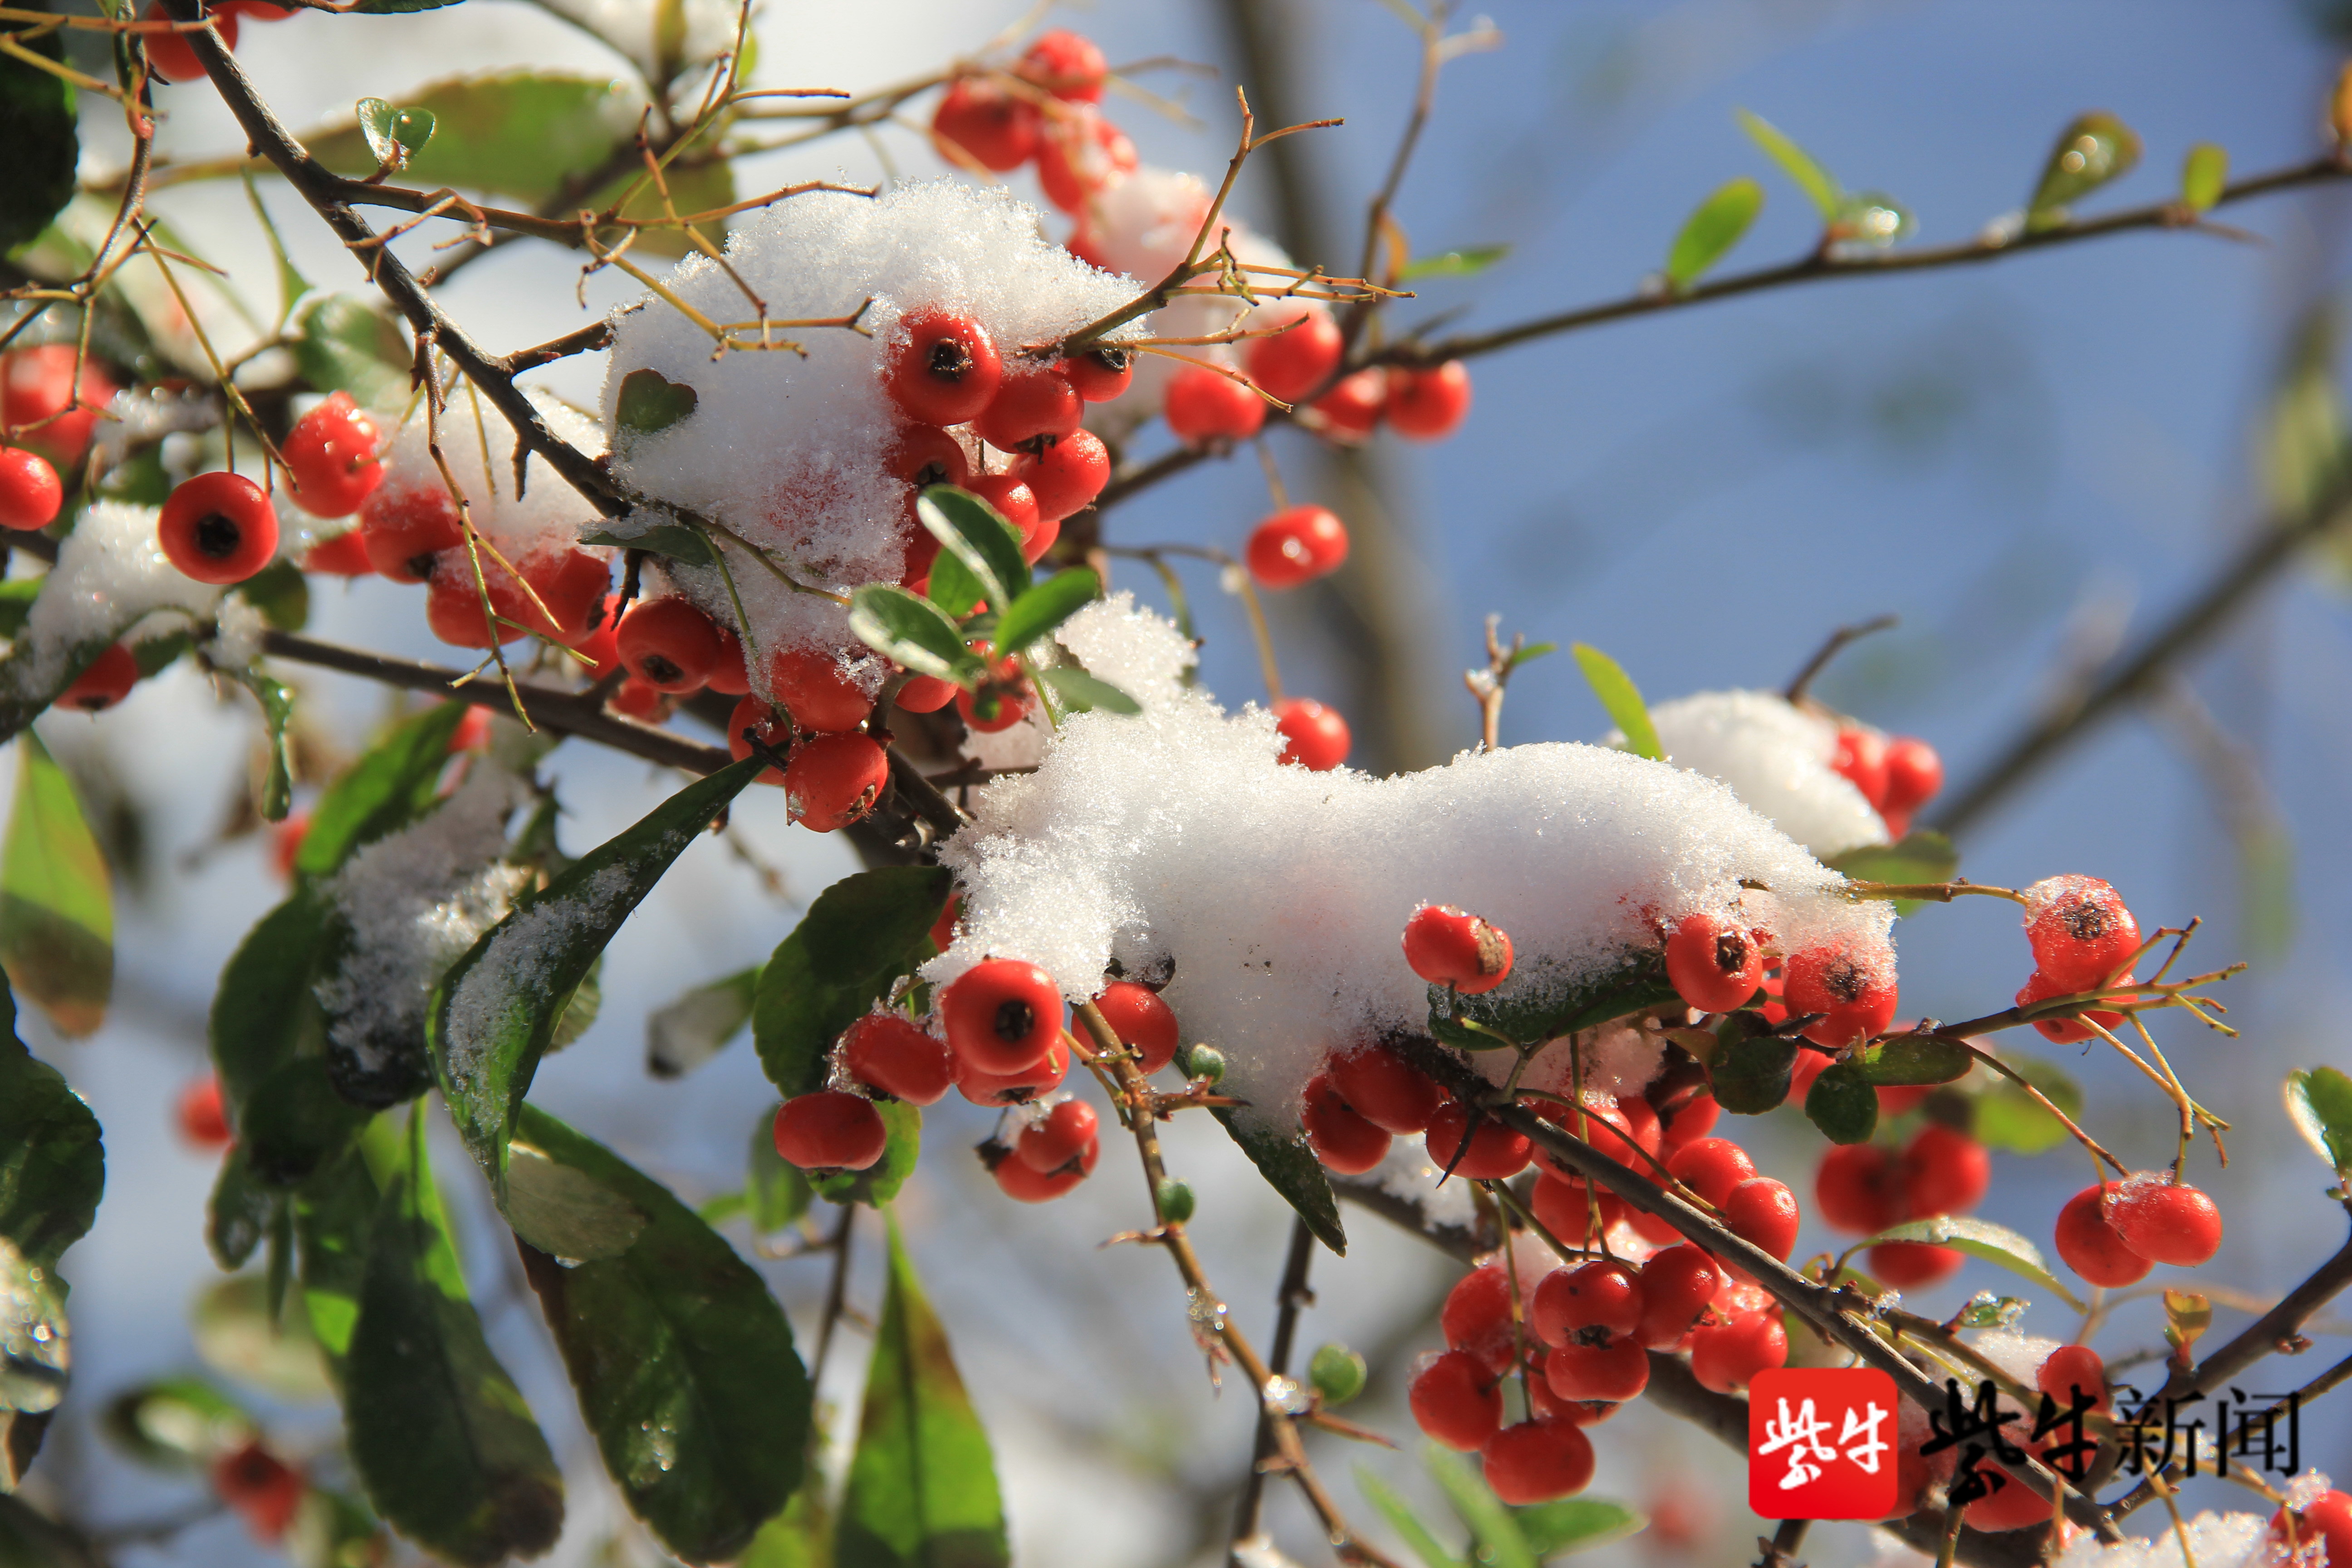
(512, 1107, 809, 1563)
(0, 582, 37, 642)
(190, 1273, 331, 1401)
(311, 73, 633, 196)
(2180, 142, 2228, 213)
(649, 966, 759, 1078)
(301, 703, 474, 880)
(345, 0, 466, 15)
(1429, 951, 1682, 1057)
(1396, 245, 1509, 282)
(292, 295, 412, 409)
(292, 1133, 392, 1382)
(239, 1056, 371, 1186)
(206, 1146, 276, 1271)
(925, 549, 989, 622)
(1512, 1498, 1647, 1557)
(1861, 1215, 2086, 1312)
(917, 487, 1030, 612)
(1036, 664, 1140, 715)
(579, 514, 716, 567)
(1852, 1034, 1972, 1087)
(1709, 1022, 1798, 1115)
(1664, 177, 1763, 289)
(355, 98, 436, 172)
(102, 1376, 252, 1470)
(2027, 112, 2142, 227)
(837, 1215, 1008, 1568)
(1970, 1053, 2081, 1156)
(0, 22, 76, 256)
(0, 1238, 69, 1476)
(1825, 832, 1959, 918)
(209, 891, 330, 1112)
(347, 1110, 564, 1564)
(0, 1493, 96, 1565)
(0, 735, 111, 1039)
(230, 558, 309, 634)
(809, 1100, 921, 1209)
(1735, 108, 1839, 219)
(989, 568, 1098, 659)
(215, 665, 296, 822)
(242, 170, 313, 327)
(747, 1103, 813, 1234)
(0, 978, 102, 1275)
(1426, 1447, 1535, 1568)
(1309, 1343, 1367, 1406)
(2286, 1067, 2352, 1184)
(613, 367, 699, 441)
(1572, 643, 1662, 761)
(740, 1471, 833, 1568)
(1210, 1107, 1345, 1256)
(752, 867, 953, 1100)
(849, 585, 984, 684)
(1803, 1060, 1877, 1145)
(1357, 1465, 1466, 1568)
(433, 758, 762, 1193)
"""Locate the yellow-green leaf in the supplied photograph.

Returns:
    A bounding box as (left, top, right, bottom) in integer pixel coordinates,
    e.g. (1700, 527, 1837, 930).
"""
(1664, 177, 1762, 289)
(1736, 109, 1838, 219)
(2180, 142, 2228, 213)
(0, 736, 111, 1039)
(1573, 643, 1662, 761)
(2027, 112, 2141, 227)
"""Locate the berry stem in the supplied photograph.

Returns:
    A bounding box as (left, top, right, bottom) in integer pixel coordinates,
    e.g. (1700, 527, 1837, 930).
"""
(1940, 1038, 2130, 1179)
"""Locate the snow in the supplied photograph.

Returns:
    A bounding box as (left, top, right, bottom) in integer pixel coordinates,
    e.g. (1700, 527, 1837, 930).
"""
(1634, 689, 1888, 859)
(442, 860, 642, 1091)
(931, 605, 1893, 1133)
(2053, 1513, 2284, 1568)
(204, 593, 266, 671)
(314, 766, 530, 1083)
(372, 389, 610, 563)
(4, 502, 219, 698)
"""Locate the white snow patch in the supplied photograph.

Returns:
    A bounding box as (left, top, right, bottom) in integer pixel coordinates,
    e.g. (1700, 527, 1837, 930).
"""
(2053, 1514, 2282, 1568)
(1367, 1139, 1481, 1234)
(205, 593, 267, 671)
(5, 502, 219, 696)
(1634, 690, 1888, 858)
(442, 860, 642, 1090)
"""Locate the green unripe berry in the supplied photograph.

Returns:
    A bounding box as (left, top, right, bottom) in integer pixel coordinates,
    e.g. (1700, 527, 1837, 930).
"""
(1179, 1044, 1225, 1084)
(1156, 1178, 1196, 1223)
(1308, 1342, 1367, 1406)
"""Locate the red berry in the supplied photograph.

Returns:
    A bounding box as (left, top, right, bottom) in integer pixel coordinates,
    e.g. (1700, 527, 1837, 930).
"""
(929, 893, 960, 953)
(886, 308, 1004, 426)
(1962, 1461, 2053, 1533)
(992, 1131, 1097, 1200)
(2036, 1345, 2107, 1413)
(1303, 1072, 1392, 1174)
(2023, 876, 2141, 992)
(142, 2, 236, 82)
(1688, 1310, 1786, 1394)
(1901, 1124, 1989, 1217)
(1440, 1264, 1518, 1374)
(1814, 1143, 1903, 1235)
(1877, 1083, 1931, 1117)
(974, 368, 1082, 451)
(1272, 696, 1350, 770)
(962, 473, 1044, 559)
(210, 1440, 301, 1541)
(1867, 1241, 1963, 1289)
(1668, 1137, 1757, 1209)
(1327, 1043, 1443, 1135)
(1663, 913, 1763, 1014)
(1425, 1101, 1532, 1180)
(956, 1034, 1068, 1107)
(2014, 966, 2131, 1045)
(1035, 108, 1136, 213)
(283, 392, 382, 518)
(2270, 1490, 2352, 1568)
(1634, 1245, 1720, 1349)
(2107, 1178, 2223, 1267)
(0, 448, 62, 531)
(1060, 345, 1133, 403)
(725, 694, 790, 784)
(1092, 980, 1179, 1074)
(1531, 1171, 1622, 1243)
(1245, 504, 1349, 590)
(1163, 364, 1265, 447)
(1310, 368, 1386, 442)
(703, 626, 750, 696)
(610, 677, 668, 724)
(57, 643, 138, 713)
(957, 659, 1033, 733)
(300, 528, 373, 576)
(931, 78, 1038, 173)
(1524, 1377, 1620, 1428)
(1243, 305, 1343, 404)
(1531, 1260, 1644, 1347)
(1386, 360, 1472, 441)
(1542, 1337, 1649, 1402)
(885, 423, 974, 495)
(176, 1076, 231, 1149)
(1659, 1089, 1720, 1150)
(784, 734, 887, 831)
(837, 1011, 945, 1109)
(2053, 1183, 2153, 1288)
(1780, 942, 1898, 1049)
(447, 704, 492, 753)
(357, 483, 464, 582)
(1016, 1098, 1098, 1172)
(1536, 1094, 1658, 1180)
(1717, 1177, 1800, 1271)
(159, 471, 277, 584)
(767, 647, 870, 734)
(527, 549, 615, 645)
(1830, 726, 1890, 809)
(1402, 904, 1513, 994)
(268, 811, 307, 880)
(617, 596, 724, 693)
(2, 344, 117, 469)
(895, 674, 958, 714)
(425, 548, 608, 648)
(1482, 1421, 1595, 1505)
(773, 1092, 887, 1171)
(1881, 736, 1943, 816)
(1409, 1349, 1502, 1451)
(1019, 429, 1109, 522)
(1019, 29, 1107, 101)
(939, 958, 1063, 1075)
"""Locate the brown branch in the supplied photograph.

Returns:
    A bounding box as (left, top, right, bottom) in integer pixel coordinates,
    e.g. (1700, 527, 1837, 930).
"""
(1229, 1216, 1318, 1559)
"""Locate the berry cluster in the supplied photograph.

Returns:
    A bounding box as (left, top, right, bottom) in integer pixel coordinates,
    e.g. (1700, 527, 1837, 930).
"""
(1812, 1122, 1990, 1288)
(1826, 721, 1943, 839)
(1, 344, 115, 531)
(2052, 1174, 2223, 1285)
